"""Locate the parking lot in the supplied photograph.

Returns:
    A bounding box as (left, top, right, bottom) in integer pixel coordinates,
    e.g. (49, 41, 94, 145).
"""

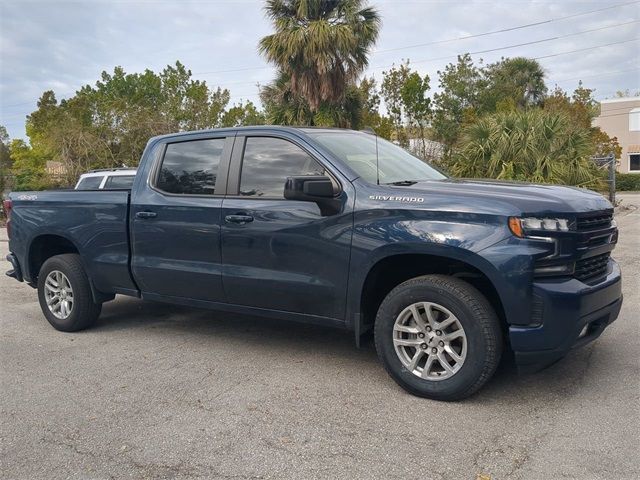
(1, 196, 638, 480)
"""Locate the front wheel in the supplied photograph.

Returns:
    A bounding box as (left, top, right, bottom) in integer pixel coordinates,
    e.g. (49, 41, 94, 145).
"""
(37, 254, 101, 332)
(374, 275, 503, 401)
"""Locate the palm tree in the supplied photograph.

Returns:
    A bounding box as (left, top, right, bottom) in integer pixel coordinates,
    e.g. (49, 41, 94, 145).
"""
(259, 0, 381, 112)
(485, 57, 547, 109)
(452, 109, 602, 188)
(260, 71, 364, 127)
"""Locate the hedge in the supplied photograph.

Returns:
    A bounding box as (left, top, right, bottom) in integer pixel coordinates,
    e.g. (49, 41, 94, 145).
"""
(616, 172, 640, 191)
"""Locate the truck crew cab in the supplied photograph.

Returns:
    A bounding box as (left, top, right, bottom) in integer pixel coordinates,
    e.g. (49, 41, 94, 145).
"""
(4, 127, 622, 400)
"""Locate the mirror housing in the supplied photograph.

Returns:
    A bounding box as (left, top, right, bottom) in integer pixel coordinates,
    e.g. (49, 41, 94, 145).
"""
(284, 176, 335, 201)
(284, 175, 340, 216)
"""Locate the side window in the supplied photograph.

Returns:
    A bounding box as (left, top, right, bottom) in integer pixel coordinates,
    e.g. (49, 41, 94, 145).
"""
(156, 138, 224, 195)
(76, 176, 103, 190)
(104, 175, 135, 189)
(239, 137, 325, 197)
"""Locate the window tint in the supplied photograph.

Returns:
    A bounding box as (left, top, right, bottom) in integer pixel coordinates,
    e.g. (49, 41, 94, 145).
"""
(157, 138, 224, 195)
(76, 176, 103, 190)
(630, 154, 640, 171)
(239, 137, 325, 197)
(104, 175, 135, 189)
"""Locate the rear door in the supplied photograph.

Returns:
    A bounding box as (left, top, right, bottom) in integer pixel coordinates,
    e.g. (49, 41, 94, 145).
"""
(220, 133, 354, 320)
(130, 134, 233, 302)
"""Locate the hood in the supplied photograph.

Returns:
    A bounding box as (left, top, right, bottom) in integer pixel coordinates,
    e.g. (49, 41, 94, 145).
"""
(375, 178, 612, 216)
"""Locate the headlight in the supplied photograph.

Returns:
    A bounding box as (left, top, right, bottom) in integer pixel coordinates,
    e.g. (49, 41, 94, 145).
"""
(509, 217, 571, 238)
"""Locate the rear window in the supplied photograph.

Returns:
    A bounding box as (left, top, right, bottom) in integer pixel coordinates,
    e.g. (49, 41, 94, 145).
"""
(104, 175, 135, 189)
(156, 138, 225, 195)
(76, 176, 103, 190)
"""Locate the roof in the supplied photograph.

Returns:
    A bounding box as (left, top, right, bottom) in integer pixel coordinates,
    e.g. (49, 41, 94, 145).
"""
(148, 125, 362, 143)
(599, 96, 640, 104)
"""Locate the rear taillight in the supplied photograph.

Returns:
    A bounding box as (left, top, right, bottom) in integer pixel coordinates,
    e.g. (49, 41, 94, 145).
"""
(2, 199, 12, 238)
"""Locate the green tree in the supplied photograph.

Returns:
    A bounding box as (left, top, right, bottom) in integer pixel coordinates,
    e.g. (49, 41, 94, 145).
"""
(482, 57, 547, 110)
(431, 54, 483, 156)
(432, 55, 548, 160)
(9, 139, 51, 191)
(259, 0, 380, 113)
(21, 62, 235, 186)
(400, 70, 431, 156)
(380, 61, 431, 155)
(260, 71, 369, 129)
(221, 101, 266, 127)
(380, 62, 411, 144)
(357, 77, 393, 139)
(544, 83, 621, 159)
(452, 109, 601, 188)
(0, 125, 11, 192)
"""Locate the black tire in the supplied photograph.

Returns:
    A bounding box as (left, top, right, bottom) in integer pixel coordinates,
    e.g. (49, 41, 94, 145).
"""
(37, 254, 101, 332)
(374, 275, 502, 401)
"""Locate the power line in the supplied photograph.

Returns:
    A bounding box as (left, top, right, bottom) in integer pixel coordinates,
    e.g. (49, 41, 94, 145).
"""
(374, 1, 640, 54)
(2, 10, 638, 111)
(553, 66, 640, 83)
(533, 37, 639, 60)
(368, 34, 639, 72)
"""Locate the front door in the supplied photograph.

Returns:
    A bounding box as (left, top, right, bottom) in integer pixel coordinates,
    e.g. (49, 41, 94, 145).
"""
(131, 135, 232, 302)
(221, 135, 353, 320)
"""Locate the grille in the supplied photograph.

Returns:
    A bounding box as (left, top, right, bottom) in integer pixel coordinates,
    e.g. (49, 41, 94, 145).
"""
(575, 253, 610, 282)
(577, 212, 613, 231)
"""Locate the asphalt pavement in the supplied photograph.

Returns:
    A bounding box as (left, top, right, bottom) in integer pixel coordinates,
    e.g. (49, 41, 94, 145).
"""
(1, 198, 638, 479)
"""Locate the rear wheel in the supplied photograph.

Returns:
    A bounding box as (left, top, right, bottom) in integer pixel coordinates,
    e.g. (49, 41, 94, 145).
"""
(374, 275, 502, 401)
(37, 254, 101, 332)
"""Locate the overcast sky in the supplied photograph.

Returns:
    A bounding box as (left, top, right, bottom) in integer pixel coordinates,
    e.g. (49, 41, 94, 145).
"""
(1, 0, 639, 140)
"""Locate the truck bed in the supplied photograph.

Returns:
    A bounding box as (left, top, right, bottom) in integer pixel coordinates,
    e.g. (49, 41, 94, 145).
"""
(8, 190, 137, 295)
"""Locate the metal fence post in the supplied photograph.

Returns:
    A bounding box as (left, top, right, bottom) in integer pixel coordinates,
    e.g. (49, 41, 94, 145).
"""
(608, 152, 616, 205)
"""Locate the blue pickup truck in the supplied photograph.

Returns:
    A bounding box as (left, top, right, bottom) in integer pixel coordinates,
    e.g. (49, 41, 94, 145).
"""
(4, 126, 622, 400)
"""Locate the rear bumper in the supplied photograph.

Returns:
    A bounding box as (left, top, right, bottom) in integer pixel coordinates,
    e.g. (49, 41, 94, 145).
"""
(5, 253, 23, 282)
(510, 260, 622, 372)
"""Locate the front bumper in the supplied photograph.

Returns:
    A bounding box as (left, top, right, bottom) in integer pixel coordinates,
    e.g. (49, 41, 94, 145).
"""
(510, 259, 622, 372)
(5, 253, 23, 282)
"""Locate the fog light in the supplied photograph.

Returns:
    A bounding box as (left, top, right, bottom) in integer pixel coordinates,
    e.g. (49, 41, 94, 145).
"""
(534, 263, 575, 277)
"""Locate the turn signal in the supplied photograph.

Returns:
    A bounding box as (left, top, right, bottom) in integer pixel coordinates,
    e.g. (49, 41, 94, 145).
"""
(508, 217, 523, 238)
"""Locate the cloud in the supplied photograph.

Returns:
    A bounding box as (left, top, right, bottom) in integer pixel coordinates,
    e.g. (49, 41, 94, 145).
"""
(1, 0, 638, 139)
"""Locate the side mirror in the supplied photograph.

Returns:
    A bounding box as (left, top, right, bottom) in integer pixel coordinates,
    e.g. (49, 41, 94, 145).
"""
(284, 175, 340, 216)
(284, 175, 335, 201)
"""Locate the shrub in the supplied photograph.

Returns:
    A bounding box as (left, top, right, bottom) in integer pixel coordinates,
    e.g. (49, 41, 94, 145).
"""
(451, 109, 603, 189)
(616, 172, 640, 191)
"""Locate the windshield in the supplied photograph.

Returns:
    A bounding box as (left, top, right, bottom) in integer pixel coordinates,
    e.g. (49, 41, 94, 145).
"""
(309, 131, 446, 184)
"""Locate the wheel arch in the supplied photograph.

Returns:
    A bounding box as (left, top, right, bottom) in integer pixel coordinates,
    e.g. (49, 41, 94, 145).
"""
(353, 247, 508, 341)
(27, 234, 80, 282)
(27, 234, 112, 304)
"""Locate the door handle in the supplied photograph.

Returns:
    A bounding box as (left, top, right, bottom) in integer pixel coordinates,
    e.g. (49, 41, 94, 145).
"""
(136, 211, 157, 219)
(225, 214, 254, 224)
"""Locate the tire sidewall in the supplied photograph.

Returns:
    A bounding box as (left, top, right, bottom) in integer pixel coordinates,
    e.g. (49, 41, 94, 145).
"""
(37, 255, 95, 332)
(376, 279, 494, 399)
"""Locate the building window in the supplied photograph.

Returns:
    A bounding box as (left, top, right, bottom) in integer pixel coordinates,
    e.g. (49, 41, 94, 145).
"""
(630, 108, 640, 132)
(630, 154, 640, 172)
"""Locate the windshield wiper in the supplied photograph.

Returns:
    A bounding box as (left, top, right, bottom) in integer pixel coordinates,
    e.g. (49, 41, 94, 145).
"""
(384, 180, 418, 186)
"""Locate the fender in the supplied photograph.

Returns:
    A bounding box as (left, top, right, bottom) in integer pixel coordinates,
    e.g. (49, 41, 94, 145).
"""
(25, 232, 113, 304)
